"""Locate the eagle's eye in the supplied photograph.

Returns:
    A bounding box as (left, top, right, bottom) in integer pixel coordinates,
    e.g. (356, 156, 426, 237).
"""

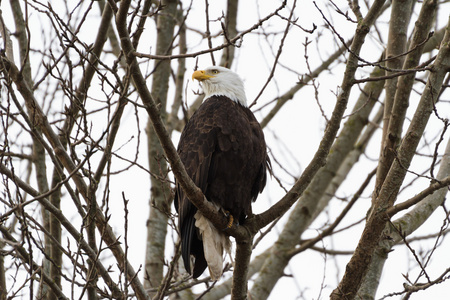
(211, 69, 219, 74)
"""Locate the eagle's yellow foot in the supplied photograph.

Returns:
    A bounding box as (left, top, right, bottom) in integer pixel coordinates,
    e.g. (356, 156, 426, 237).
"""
(226, 213, 234, 229)
(222, 210, 235, 229)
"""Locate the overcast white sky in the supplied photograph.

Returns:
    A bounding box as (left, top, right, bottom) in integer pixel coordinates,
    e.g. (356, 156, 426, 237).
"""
(2, 0, 450, 299)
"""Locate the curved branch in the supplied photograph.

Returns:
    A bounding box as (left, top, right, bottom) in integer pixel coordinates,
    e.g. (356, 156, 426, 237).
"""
(249, 0, 387, 234)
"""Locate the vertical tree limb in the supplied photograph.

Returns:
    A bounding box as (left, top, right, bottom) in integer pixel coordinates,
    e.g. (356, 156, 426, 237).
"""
(374, 0, 414, 197)
(219, 0, 239, 68)
(331, 14, 450, 299)
(231, 235, 254, 300)
(7, 1, 56, 296)
(144, 0, 178, 292)
(357, 2, 438, 298)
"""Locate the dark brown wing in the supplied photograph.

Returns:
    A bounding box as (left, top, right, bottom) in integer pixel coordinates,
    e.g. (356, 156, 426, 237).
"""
(174, 95, 268, 277)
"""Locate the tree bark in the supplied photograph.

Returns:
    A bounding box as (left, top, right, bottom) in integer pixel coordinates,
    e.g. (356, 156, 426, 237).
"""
(144, 0, 178, 292)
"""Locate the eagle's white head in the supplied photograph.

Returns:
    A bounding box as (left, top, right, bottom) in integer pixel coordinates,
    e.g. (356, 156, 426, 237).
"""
(192, 66, 248, 107)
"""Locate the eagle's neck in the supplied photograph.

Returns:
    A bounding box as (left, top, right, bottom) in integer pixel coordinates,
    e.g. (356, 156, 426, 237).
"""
(201, 79, 248, 107)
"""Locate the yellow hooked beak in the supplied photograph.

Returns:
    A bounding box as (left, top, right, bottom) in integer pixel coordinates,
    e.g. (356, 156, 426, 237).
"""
(192, 70, 214, 81)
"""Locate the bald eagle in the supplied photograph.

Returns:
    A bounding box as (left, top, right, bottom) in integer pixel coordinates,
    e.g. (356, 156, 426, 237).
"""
(174, 66, 270, 280)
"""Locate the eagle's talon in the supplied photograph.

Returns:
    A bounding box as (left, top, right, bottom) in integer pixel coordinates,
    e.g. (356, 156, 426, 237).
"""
(222, 210, 235, 230)
(227, 214, 234, 229)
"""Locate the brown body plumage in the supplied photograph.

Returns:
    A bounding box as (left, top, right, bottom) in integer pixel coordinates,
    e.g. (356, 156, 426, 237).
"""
(174, 67, 269, 279)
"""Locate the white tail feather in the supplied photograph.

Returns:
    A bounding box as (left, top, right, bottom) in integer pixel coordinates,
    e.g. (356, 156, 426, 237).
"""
(194, 206, 231, 280)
